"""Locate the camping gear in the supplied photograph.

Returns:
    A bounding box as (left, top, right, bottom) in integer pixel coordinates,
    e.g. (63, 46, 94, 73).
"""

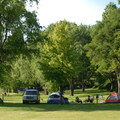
(0, 98, 3, 103)
(64, 97, 69, 104)
(47, 92, 69, 104)
(100, 95, 103, 100)
(47, 93, 61, 104)
(105, 92, 120, 103)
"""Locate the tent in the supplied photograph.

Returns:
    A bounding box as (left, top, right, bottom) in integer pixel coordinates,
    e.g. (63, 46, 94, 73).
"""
(47, 92, 69, 104)
(105, 92, 120, 103)
(47, 92, 63, 104)
(49, 92, 64, 97)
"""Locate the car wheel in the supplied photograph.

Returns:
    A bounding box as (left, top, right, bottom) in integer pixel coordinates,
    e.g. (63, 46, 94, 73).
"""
(23, 101, 26, 104)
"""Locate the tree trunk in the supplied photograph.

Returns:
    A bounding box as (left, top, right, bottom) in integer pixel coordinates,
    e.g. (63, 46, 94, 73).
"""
(9, 89, 12, 93)
(59, 86, 64, 105)
(118, 77, 120, 93)
(82, 73, 85, 92)
(110, 72, 114, 92)
(110, 82, 113, 92)
(115, 67, 120, 93)
(44, 88, 48, 95)
(70, 78, 74, 96)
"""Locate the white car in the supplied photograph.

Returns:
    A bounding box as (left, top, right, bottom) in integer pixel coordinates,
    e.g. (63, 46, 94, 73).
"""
(23, 89, 40, 104)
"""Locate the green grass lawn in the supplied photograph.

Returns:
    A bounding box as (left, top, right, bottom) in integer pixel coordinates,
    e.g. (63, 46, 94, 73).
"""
(0, 88, 120, 120)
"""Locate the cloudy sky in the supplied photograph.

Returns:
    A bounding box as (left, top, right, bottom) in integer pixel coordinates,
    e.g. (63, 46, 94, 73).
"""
(28, 0, 119, 27)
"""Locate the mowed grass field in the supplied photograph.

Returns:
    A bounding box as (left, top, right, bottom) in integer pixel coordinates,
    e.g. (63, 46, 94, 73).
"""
(0, 88, 120, 120)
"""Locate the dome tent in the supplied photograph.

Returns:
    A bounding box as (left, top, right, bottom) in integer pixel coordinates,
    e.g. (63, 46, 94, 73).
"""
(47, 92, 64, 104)
(47, 92, 69, 104)
(105, 92, 120, 103)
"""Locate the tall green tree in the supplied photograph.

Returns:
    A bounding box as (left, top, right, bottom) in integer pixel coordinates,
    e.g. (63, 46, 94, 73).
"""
(0, 0, 40, 87)
(85, 5, 120, 93)
(73, 25, 92, 92)
(0, 0, 40, 62)
(40, 20, 82, 96)
(10, 54, 44, 91)
(102, 2, 117, 20)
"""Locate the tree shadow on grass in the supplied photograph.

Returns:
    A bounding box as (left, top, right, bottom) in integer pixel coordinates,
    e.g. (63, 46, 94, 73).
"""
(0, 102, 120, 112)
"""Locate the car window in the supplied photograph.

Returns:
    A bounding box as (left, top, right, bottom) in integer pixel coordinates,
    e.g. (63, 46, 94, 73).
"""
(25, 91, 37, 95)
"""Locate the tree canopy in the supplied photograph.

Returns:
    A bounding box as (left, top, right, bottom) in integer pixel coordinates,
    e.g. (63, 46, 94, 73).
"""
(0, 0, 40, 62)
(40, 21, 81, 88)
(85, 7, 120, 93)
(1, 1, 120, 95)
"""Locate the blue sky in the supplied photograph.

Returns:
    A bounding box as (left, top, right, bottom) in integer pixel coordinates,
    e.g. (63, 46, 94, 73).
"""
(29, 0, 119, 27)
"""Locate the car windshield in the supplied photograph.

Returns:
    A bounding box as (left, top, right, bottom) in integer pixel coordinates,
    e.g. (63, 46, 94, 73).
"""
(25, 91, 37, 95)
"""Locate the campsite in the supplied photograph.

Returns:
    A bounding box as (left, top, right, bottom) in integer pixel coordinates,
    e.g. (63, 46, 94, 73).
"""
(0, 88, 120, 120)
(1, 0, 120, 120)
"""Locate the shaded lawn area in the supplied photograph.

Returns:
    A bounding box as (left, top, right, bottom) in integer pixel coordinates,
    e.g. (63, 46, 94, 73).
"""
(0, 103, 120, 120)
(1, 102, 120, 112)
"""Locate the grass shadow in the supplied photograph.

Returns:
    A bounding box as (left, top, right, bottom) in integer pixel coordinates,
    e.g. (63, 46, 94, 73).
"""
(0, 102, 120, 112)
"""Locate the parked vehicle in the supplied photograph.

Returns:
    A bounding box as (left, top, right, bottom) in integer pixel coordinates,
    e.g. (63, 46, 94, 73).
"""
(23, 89, 40, 104)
